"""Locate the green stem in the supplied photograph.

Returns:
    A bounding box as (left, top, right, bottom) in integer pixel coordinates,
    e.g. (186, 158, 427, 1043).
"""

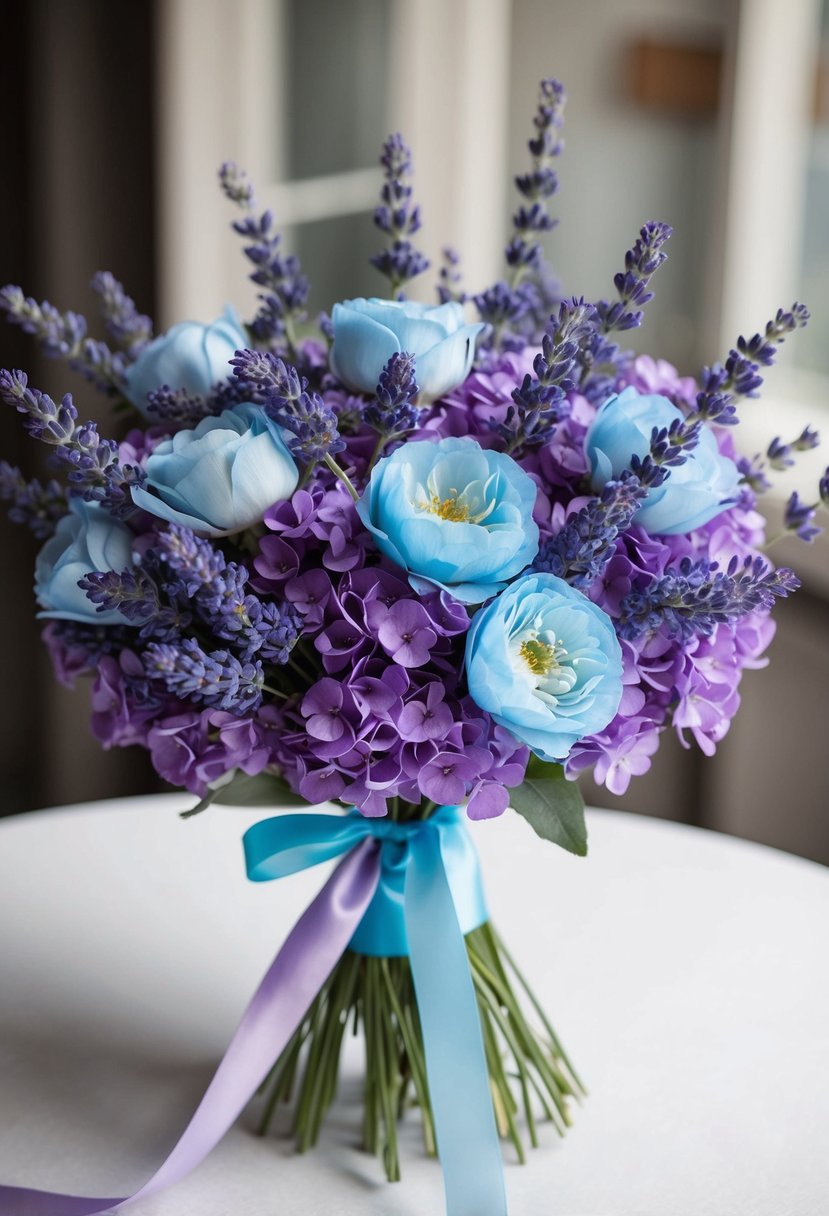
(261, 682, 289, 701)
(324, 453, 360, 501)
(365, 432, 387, 476)
(380, 958, 436, 1156)
(489, 924, 585, 1097)
(257, 920, 582, 1182)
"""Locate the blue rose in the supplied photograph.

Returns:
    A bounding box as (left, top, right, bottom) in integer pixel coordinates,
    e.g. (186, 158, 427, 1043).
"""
(465, 573, 623, 762)
(585, 387, 741, 535)
(330, 298, 485, 403)
(35, 499, 135, 624)
(357, 436, 539, 603)
(131, 404, 299, 536)
(123, 306, 247, 414)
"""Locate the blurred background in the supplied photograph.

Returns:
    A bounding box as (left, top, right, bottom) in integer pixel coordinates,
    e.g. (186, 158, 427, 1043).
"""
(1, 0, 827, 861)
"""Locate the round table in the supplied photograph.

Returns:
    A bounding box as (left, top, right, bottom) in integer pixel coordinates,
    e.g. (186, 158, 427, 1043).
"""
(1, 795, 827, 1215)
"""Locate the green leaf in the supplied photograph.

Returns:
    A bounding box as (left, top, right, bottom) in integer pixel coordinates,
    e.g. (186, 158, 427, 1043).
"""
(509, 756, 588, 856)
(181, 771, 310, 818)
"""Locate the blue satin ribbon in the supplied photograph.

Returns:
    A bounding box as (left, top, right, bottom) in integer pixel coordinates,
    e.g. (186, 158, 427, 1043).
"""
(243, 805, 508, 1216)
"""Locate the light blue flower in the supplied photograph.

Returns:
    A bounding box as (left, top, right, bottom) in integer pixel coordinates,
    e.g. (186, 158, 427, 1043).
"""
(584, 386, 741, 535)
(131, 404, 299, 537)
(35, 499, 135, 624)
(357, 436, 539, 603)
(330, 298, 485, 404)
(123, 306, 247, 413)
(465, 573, 623, 762)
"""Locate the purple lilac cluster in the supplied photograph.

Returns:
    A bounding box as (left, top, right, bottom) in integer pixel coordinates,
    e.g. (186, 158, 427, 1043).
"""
(253, 493, 527, 817)
(1, 75, 823, 821)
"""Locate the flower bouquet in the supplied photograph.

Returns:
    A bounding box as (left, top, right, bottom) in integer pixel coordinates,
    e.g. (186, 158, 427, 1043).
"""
(1, 79, 825, 1216)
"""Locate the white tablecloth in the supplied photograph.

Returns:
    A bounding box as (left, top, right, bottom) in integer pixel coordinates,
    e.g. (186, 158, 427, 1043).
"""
(1, 795, 827, 1215)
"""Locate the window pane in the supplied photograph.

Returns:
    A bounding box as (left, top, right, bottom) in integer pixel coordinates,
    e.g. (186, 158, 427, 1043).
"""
(293, 211, 385, 317)
(283, 0, 391, 180)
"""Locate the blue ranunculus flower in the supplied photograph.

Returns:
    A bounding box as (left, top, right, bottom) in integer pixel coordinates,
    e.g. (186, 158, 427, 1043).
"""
(584, 386, 741, 535)
(330, 298, 485, 404)
(131, 404, 299, 537)
(123, 306, 247, 414)
(35, 499, 135, 624)
(357, 436, 539, 603)
(465, 573, 623, 762)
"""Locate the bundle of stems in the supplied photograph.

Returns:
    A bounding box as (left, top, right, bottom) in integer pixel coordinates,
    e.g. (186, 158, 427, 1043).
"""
(257, 920, 584, 1182)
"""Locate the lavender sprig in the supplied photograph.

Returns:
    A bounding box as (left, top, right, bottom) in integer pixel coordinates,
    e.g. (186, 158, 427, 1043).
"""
(0, 462, 68, 539)
(142, 377, 249, 427)
(194, 562, 301, 662)
(767, 426, 820, 472)
(618, 555, 800, 642)
(144, 638, 265, 715)
(474, 80, 566, 348)
(219, 161, 309, 355)
(493, 297, 596, 451)
(689, 304, 810, 428)
(143, 385, 212, 426)
(273, 390, 346, 465)
(437, 247, 466, 305)
(577, 222, 672, 400)
(736, 453, 772, 495)
(370, 135, 430, 297)
(153, 522, 227, 594)
(364, 352, 422, 442)
(89, 272, 153, 359)
(629, 416, 703, 488)
(149, 523, 302, 661)
(218, 161, 256, 208)
(596, 222, 672, 334)
(533, 472, 647, 587)
(78, 567, 189, 640)
(0, 369, 145, 515)
(507, 79, 566, 274)
(230, 349, 346, 468)
(0, 285, 128, 396)
(783, 492, 821, 543)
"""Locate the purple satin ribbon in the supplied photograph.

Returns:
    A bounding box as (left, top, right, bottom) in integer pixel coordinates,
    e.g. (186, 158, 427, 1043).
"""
(0, 840, 379, 1215)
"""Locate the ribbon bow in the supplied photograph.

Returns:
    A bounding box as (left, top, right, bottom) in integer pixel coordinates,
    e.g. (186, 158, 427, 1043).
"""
(0, 808, 508, 1216)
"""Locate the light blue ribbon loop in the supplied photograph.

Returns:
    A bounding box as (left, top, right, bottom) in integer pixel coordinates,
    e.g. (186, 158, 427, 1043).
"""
(242, 806, 508, 1216)
(243, 805, 489, 957)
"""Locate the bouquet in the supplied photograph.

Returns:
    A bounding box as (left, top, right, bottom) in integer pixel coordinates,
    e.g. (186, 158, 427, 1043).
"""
(1, 79, 825, 1216)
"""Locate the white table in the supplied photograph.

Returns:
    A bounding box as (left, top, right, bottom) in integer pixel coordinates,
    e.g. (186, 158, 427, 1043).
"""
(1, 795, 827, 1216)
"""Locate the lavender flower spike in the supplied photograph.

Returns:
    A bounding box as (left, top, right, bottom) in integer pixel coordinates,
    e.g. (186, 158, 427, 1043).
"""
(364, 352, 422, 439)
(231, 348, 344, 465)
(784, 492, 821, 543)
(595, 221, 673, 335)
(370, 133, 430, 296)
(533, 472, 647, 587)
(619, 555, 800, 643)
(0, 284, 128, 395)
(145, 638, 265, 715)
(0, 368, 145, 517)
(0, 462, 68, 539)
(474, 79, 567, 347)
(690, 304, 810, 428)
(89, 271, 153, 359)
(219, 162, 309, 354)
(494, 297, 596, 451)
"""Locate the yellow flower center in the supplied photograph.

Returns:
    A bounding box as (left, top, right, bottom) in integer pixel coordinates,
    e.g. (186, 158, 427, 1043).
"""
(520, 638, 560, 676)
(428, 491, 472, 522)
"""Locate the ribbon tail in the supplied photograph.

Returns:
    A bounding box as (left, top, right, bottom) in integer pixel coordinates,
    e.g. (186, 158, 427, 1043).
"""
(0, 839, 380, 1216)
(406, 827, 508, 1216)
